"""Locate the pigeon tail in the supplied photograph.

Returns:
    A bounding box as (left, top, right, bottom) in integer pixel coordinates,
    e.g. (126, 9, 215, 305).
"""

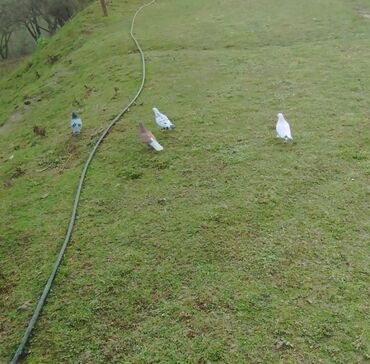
(149, 139, 164, 151)
(284, 136, 293, 142)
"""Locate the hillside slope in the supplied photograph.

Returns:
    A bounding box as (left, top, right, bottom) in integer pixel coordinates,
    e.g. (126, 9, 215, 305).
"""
(1, 0, 370, 362)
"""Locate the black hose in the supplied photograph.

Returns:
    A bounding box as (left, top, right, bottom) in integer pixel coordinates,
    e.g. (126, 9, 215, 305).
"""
(10, 1, 156, 362)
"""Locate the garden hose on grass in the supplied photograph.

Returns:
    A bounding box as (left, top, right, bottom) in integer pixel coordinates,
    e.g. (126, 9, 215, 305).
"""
(10, 1, 156, 362)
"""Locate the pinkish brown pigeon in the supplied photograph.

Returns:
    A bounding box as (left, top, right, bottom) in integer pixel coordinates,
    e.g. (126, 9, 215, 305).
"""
(138, 122, 164, 151)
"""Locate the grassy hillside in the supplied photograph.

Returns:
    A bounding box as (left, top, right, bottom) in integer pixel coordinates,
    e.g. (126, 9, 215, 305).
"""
(1, 0, 370, 362)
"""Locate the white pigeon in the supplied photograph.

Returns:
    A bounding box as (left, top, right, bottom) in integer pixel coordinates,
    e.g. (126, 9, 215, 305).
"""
(71, 112, 82, 135)
(276, 112, 293, 142)
(153, 107, 175, 130)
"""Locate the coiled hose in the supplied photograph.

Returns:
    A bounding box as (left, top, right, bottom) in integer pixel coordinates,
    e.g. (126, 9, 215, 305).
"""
(10, 1, 156, 362)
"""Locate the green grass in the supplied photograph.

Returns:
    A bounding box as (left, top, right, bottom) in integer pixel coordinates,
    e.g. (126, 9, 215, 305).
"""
(1, 0, 370, 362)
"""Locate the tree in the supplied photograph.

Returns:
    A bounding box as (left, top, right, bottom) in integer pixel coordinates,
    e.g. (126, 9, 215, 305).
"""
(0, 0, 16, 59)
(22, 0, 43, 41)
(0, 0, 88, 59)
(46, 0, 79, 29)
(100, 0, 108, 16)
(1, 0, 82, 42)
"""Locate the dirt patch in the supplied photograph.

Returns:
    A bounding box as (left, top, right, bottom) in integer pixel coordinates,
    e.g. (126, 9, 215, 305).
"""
(357, 7, 370, 19)
(45, 68, 73, 87)
(0, 110, 23, 134)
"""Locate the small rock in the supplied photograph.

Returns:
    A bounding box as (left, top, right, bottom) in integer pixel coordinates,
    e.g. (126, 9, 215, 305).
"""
(275, 338, 294, 350)
(17, 300, 32, 311)
(24, 100, 31, 106)
(179, 311, 192, 321)
(4, 179, 12, 188)
(47, 54, 60, 64)
(11, 166, 25, 179)
(33, 126, 46, 137)
(185, 329, 196, 338)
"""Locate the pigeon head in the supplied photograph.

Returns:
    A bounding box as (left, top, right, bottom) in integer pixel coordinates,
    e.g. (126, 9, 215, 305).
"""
(71, 112, 78, 119)
(277, 112, 284, 118)
(152, 107, 159, 115)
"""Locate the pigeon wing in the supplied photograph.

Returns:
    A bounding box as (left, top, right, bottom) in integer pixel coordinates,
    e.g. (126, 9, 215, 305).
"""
(276, 120, 292, 140)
